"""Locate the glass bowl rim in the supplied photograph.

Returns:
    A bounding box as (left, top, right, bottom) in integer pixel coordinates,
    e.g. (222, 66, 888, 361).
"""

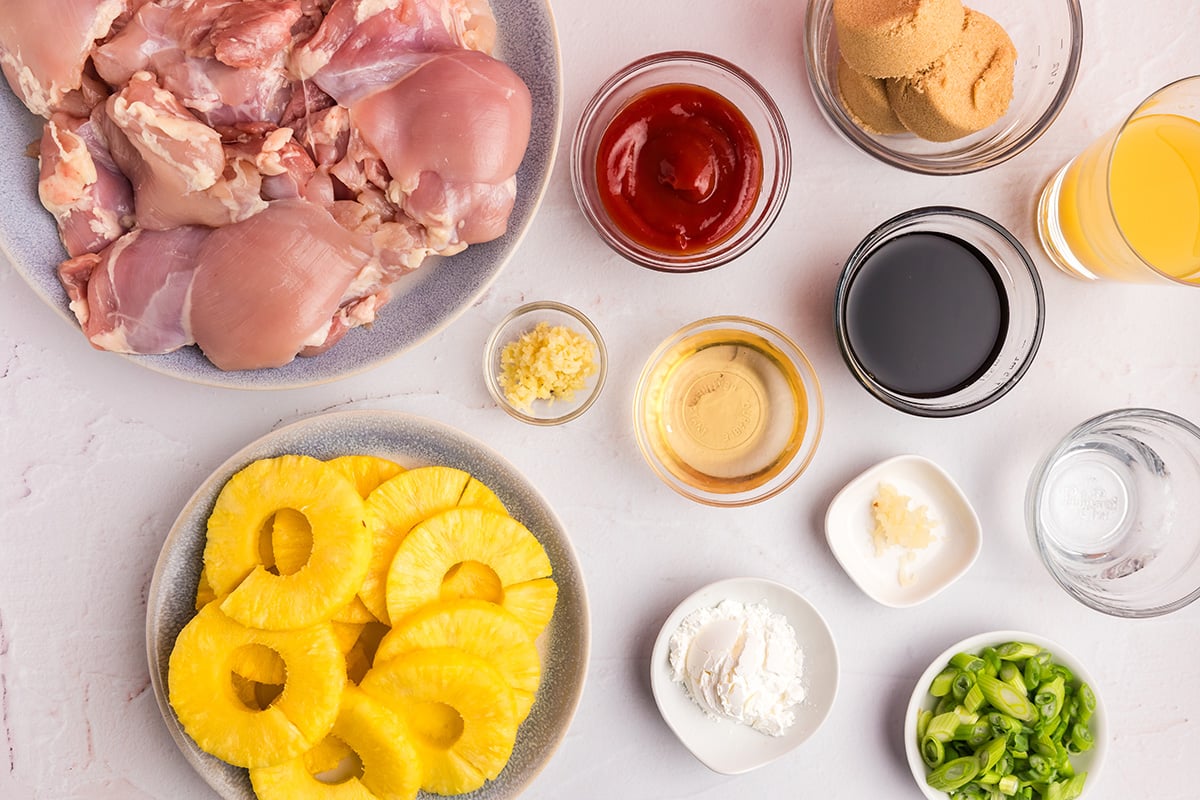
(484, 300, 609, 426)
(633, 314, 825, 507)
(833, 205, 1046, 418)
(1025, 406, 1200, 617)
(570, 50, 792, 273)
(802, 0, 1085, 176)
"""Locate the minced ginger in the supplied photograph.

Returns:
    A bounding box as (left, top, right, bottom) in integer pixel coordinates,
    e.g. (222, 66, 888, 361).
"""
(871, 483, 937, 586)
(498, 321, 596, 412)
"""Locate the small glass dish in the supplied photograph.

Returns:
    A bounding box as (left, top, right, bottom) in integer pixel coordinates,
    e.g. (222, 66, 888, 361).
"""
(634, 316, 823, 507)
(834, 207, 1045, 417)
(905, 631, 1107, 800)
(825, 455, 982, 607)
(804, 0, 1083, 175)
(484, 301, 607, 426)
(571, 51, 791, 272)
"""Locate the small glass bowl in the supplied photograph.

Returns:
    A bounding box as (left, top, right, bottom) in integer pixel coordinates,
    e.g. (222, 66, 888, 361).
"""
(804, 0, 1083, 175)
(484, 301, 608, 426)
(571, 51, 791, 272)
(834, 207, 1045, 417)
(634, 316, 823, 507)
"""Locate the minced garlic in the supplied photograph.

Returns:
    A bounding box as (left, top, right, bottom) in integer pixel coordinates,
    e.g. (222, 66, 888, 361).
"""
(498, 321, 596, 412)
(871, 482, 936, 557)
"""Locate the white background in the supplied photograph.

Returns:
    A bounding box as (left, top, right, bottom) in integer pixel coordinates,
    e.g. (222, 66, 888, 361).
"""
(2, 1, 1198, 798)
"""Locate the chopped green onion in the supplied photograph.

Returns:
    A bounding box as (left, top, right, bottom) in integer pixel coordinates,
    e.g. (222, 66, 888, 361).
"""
(1075, 684, 1096, 725)
(927, 757, 981, 792)
(927, 711, 963, 742)
(1023, 657, 1042, 688)
(923, 735, 947, 768)
(918, 708, 934, 741)
(978, 673, 1037, 723)
(982, 647, 1002, 676)
(964, 682, 986, 713)
(976, 737, 1007, 772)
(998, 774, 1021, 795)
(1068, 723, 1093, 753)
(999, 662, 1027, 696)
(953, 671, 977, 701)
(996, 642, 1042, 660)
(1035, 676, 1065, 724)
(932, 666, 959, 697)
(951, 652, 986, 672)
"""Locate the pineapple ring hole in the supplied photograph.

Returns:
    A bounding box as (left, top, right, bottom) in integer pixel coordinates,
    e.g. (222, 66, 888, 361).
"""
(229, 644, 287, 711)
(408, 701, 465, 750)
(309, 737, 366, 785)
(439, 561, 503, 604)
(258, 509, 314, 576)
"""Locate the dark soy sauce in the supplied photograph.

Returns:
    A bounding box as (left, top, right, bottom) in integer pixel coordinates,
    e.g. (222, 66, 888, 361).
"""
(844, 232, 1009, 397)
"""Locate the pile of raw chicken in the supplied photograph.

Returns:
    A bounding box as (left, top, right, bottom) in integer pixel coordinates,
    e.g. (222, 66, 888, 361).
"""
(0, 0, 532, 370)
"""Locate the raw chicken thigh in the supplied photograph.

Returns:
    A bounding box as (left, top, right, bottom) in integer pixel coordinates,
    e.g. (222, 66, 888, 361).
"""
(4, 0, 533, 371)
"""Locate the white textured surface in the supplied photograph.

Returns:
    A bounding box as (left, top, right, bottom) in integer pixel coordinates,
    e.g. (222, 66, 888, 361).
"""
(1, 1, 1198, 798)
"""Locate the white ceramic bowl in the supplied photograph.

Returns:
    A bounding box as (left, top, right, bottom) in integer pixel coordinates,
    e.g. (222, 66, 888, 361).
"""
(904, 631, 1108, 800)
(649, 577, 839, 774)
(825, 455, 982, 607)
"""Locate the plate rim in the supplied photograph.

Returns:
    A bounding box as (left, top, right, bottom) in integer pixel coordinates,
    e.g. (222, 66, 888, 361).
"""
(145, 408, 591, 799)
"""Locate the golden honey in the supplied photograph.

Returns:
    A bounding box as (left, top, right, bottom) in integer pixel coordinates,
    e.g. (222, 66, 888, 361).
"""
(641, 328, 808, 494)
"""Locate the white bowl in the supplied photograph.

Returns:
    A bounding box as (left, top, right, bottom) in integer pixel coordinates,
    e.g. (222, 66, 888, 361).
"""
(648, 577, 839, 774)
(825, 455, 982, 607)
(904, 630, 1108, 800)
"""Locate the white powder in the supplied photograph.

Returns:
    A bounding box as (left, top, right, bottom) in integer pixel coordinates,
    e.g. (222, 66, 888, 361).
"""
(667, 599, 806, 736)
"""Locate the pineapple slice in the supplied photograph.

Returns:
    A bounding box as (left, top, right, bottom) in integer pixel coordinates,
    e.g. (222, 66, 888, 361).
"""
(195, 567, 217, 611)
(230, 642, 287, 685)
(326, 454, 406, 498)
(344, 621, 390, 685)
(204, 455, 371, 630)
(332, 596, 378, 625)
(168, 604, 344, 768)
(251, 685, 421, 800)
(359, 467, 505, 624)
(361, 647, 517, 795)
(269, 508, 312, 576)
(375, 599, 542, 721)
(385, 507, 552, 626)
(303, 734, 355, 777)
(494, 578, 559, 638)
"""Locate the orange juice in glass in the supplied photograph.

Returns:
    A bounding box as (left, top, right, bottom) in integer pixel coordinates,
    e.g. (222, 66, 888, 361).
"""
(1037, 76, 1200, 285)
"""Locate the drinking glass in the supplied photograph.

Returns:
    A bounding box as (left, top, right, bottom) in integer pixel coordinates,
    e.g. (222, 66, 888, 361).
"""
(1027, 408, 1200, 617)
(1036, 76, 1200, 285)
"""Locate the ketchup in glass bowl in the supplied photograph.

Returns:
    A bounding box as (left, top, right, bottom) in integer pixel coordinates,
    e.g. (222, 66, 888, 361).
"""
(572, 52, 791, 272)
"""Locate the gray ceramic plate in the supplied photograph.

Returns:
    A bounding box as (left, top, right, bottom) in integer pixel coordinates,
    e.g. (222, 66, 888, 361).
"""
(0, 0, 561, 389)
(146, 410, 590, 798)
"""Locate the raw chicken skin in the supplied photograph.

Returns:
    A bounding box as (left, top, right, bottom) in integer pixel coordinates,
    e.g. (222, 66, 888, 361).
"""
(101, 72, 269, 229)
(38, 112, 136, 257)
(350, 49, 530, 249)
(189, 198, 374, 370)
(57, 226, 210, 354)
(295, 0, 496, 105)
(0, 0, 124, 116)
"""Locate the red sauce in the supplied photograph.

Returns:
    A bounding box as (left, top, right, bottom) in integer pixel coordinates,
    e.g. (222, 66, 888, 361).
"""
(596, 83, 763, 255)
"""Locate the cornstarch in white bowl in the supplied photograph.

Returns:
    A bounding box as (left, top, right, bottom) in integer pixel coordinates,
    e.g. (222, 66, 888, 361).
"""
(667, 599, 806, 736)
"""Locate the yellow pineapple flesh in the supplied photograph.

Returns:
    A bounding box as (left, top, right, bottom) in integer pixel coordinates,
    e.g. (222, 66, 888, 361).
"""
(250, 685, 421, 800)
(493, 577, 559, 637)
(375, 599, 541, 721)
(269, 508, 313, 576)
(385, 507, 552, 626)
(326, 455, 406, 498)
(361, 647, 517, 795)
(204, 455, 371, 630)
(359, 467, 505, 623)
(168, 604, 344, 768)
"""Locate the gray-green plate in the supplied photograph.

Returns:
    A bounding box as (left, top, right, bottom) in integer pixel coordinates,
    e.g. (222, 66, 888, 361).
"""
(146, 410, 589, 798)
(0, 0, 561, 389)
